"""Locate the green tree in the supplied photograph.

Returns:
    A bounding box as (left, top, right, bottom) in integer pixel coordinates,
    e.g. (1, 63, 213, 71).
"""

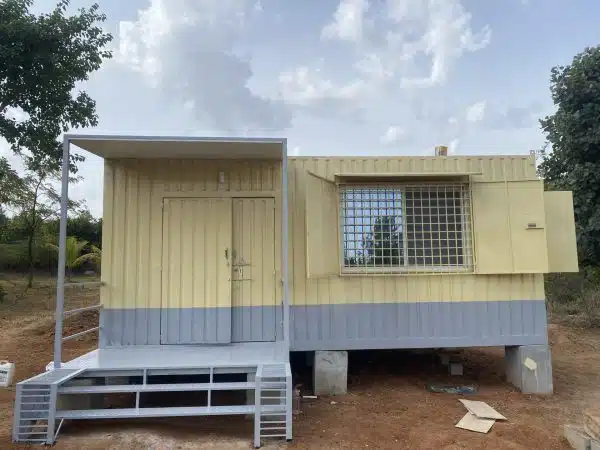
(4, 165, 82, 287)
(0, 156, 23, 206)
(45, 210, 102, 247)
(0, 0, 112, 171)
(46, 236, 101, 279)
(538, 45, 600, 265)
(363, 215, 403, 266)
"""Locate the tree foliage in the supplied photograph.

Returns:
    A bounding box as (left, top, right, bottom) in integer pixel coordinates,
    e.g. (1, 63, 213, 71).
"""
(3, 164, 82, 286)
(344, 215, 403, 267)
(46, 236, 101, 278)
(363, 215, 403, 266)
(45, 210, 101, 247)
(0, 210, 101, 275)
(539, 45, 600, 265)
(0, 156, 24, 205)
(0, 0, 112, 171)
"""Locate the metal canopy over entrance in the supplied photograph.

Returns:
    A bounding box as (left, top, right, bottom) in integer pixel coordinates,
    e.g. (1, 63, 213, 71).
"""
(70, 135, 285, 160)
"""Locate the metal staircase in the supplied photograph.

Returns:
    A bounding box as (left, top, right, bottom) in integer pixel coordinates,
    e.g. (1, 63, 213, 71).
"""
(12, 368, 84, 444)
(14, 363, 292, 447)
(254, 363, 293, 448)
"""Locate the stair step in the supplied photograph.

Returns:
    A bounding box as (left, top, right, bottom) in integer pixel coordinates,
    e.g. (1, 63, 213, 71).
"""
(56, 404, 286, 419)
(59, 381, 287, 394)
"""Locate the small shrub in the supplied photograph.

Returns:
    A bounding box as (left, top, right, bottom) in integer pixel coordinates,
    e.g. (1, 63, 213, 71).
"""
(0, 283, 5, 303)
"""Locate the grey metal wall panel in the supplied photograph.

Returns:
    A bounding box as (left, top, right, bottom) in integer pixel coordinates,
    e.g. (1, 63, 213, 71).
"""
(231, 306, 282, 342)
(161, 308, 232, 344)
(100, 306, 282, 347)
(290, 300, 548, 351)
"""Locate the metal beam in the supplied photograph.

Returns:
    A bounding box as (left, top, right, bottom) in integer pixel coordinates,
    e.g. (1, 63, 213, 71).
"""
(53, 137, 70, 369)
(62, 326, 99, 342)
(63, 304, 102, 316)
(64, 281, 105, 288)
(281, 139, 290, 354)
(65, 133, 286, 144)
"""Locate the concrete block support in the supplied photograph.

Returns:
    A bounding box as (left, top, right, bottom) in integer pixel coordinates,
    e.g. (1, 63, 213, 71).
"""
(505, 344, 553, 394)
(313, 351, 348, 396)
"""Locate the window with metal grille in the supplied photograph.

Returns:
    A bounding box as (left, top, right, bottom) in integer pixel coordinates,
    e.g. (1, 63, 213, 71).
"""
(340, 183, 473, 273)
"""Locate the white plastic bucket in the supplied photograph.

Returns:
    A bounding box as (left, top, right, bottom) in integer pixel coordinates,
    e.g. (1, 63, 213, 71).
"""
(0, 360, 15, 388)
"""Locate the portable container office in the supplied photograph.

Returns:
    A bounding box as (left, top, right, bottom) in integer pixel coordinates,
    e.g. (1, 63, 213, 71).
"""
(13, 135, 578, 448)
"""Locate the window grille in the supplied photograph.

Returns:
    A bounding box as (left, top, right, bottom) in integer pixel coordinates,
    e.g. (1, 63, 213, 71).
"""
(340, 183, 473, 274)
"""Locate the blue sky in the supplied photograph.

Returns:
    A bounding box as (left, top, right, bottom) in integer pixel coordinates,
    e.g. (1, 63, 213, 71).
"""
(2, 0, 600, 217)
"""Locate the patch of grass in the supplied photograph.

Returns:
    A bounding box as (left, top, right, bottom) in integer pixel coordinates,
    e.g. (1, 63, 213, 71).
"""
(546, 269, 600, 327)
(0, 272, 100, 322)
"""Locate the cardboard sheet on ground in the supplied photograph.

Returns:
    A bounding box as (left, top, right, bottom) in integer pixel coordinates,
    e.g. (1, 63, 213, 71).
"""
(455, 412, 496, 433)
(459, 399, 507, 420)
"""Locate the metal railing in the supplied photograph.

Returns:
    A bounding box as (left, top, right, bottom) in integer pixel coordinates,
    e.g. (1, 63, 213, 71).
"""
(55, 281, 105, 363)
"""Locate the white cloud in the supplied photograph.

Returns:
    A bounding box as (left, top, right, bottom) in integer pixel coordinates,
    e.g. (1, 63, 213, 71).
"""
(380, 126, 406, 145)
(465, 101, 486, 123)
(116, 0, 291, 133)
(279, 66, 365, 107)
(281, 0, 491, 115)
(392, 1, 492, 88)
(321, 0, 370, 43)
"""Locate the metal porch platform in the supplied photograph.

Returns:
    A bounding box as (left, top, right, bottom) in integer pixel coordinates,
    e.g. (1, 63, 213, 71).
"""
(62, 341, 288, 371)
(13, 343, 292, 448)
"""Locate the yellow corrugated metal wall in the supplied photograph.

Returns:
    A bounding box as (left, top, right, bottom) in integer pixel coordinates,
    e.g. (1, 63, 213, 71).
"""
(288, 156, 547, 306)
(100, 153, 576, 350)
(232, 198, 277, 308)
(162, 198, 233, 309)
(101, 159, 282, 311)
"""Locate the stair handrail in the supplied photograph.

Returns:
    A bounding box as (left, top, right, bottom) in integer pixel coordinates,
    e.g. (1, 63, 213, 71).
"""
(55, 280, 105, 362)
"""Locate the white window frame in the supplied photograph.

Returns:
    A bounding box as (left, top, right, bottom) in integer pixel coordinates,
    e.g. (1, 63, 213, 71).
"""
(338, 181, 474, 275)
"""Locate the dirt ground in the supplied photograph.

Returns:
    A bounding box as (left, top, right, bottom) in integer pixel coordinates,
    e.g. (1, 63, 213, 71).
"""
(1, 275, 600, 449)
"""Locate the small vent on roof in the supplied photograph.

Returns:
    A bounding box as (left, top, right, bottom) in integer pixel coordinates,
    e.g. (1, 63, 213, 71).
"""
(435, 145, 448, 156)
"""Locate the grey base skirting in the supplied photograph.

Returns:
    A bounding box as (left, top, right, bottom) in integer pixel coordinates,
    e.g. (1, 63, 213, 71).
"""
(100, 306, 282, 347)
(290, 300, 548, 351)
(99, 300, 548, 351)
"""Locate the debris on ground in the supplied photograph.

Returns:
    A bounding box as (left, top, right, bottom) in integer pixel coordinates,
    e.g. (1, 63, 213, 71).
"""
(456, 412, 496, 434)
(459, 400, 507, 420)
(455, 400, 507, 434)
(427, 384, 478, 395)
